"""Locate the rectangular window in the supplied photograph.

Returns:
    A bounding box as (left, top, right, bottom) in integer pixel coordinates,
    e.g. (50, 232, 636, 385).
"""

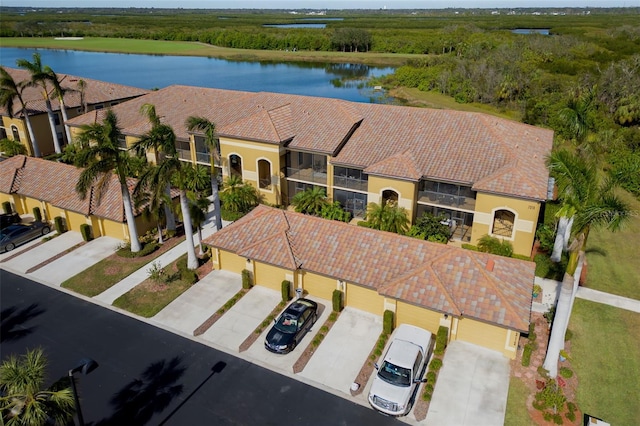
(334, 189, 367, 218)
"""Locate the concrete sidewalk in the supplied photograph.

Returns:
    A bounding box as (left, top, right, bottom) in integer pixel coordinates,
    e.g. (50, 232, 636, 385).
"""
(576, 286, 640, 313)
(31, 236, 122, 285)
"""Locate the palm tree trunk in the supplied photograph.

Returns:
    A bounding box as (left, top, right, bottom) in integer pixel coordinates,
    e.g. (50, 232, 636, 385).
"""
(198, 225, 204, 255)
(551, 216, 571, 262)
(44, 98, 62, 154)
(165, 183, 176, 232)
(157, 222, 164, 244)
(59, 97, 72, 146)
(212, 173, 222, 231)
(180, 190, 198, 270)
(121, 183, 141, 253)
(563, 216, 574, 251)
(22, 110, 41, 157)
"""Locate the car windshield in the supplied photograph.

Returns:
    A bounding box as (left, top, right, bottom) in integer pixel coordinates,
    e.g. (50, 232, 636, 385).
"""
(378, 361, 411, 387)
(274, 314, 298, 333)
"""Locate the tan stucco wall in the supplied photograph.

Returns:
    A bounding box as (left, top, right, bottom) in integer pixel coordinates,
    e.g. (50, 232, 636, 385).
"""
(396, 301, 443, 333)
(345, 283, 385, 315)
(470, 192, 541, 257)
(301, 271, 337, 300)
(366, 175, 418, 223)
(452, 316, 519, 359)
(254, 262, 291, 291)
(219, 137, 284, 205)
(218, 250, 249, 274)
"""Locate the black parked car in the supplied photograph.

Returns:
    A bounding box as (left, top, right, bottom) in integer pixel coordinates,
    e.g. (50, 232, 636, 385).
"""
(0, 213, 20, 230)
(265, 298, 318, 354)
(0, 222, 51, 252)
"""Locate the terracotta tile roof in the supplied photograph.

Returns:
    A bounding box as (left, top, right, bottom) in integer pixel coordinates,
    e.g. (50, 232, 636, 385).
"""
(66, 84, 552, 200)
(205, 205, 533, 331)
(0, 155, 174, 223)
(0, 67, 148, 117)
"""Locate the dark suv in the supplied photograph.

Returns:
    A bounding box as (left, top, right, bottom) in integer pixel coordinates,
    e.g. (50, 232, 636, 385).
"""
(0, 213, 20, 230)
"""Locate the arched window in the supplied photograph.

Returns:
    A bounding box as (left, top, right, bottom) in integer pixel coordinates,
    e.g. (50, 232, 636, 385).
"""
(11, 125, 20, 142)
(492, 209, 515, 238)
(258, 159, 271, 189)
(382, 189, 399, 206)
(229, 154, 242, 179)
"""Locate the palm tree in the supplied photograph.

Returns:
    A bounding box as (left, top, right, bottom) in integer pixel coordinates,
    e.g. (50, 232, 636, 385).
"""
(16, 53, 63, 154)
(219, 175, 260, 216)
(0, 348, 75, 426)
(185, 116, 222, 231)
(75, 109, 142, 252)
(0, 66, 41, 157)
(77, 79, 88, 114)
(547, 149, 630, 275)
(187, 190, 211, 255)
(43, 66, 73, 146)
(291, 187, 327, 216)
(133, 103, 203, 269)
(559, 87, 595, 145)
(134, 173, 170, 244)
(365, 200, 410, 235)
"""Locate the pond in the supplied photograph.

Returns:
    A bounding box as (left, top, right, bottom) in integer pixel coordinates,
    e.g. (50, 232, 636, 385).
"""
(263, 23, 327, 28)
(0, 47, 395, 104)
(512, 29, 551, 35)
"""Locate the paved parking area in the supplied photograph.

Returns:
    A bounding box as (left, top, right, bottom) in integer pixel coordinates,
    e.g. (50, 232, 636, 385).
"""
(299, 307, 382, 396)
(425, 340, 510, 426)
(31, 236, 122, 285)
(1, 231, 83, 274)
(199, 286, 282, 352)
(151, 269, 242, 334)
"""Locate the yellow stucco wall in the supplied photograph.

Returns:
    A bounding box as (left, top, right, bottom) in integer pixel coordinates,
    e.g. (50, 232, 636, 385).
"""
(345, 283, 385, 315)
(301, 271, 336, 300)
(219, 137, 284, 205)
(366, 175, 418, 222)
(396, 301, 443, 333)
(219, 250, 249, 274)
(254, 262, 291, 291)
(470, 192, 541, 257)
(453, 317, 519, 359)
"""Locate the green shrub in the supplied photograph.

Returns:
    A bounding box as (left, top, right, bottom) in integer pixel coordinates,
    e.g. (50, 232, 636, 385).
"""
(477, 235, 514, 257)
(32, 207, 42, 222)
(177, 257, 188, 272)
(332, 289, 343, 312)
(2, 201, 12, 214)
(116, 242, 159, 258)
(54, 216, 66, 234)
(559, 367, 573, 378)
(328, 312, 338, 322)
(383, 310, 394, 335)
(180, 268, 198, 284)
(422, 391, 432, 401)
(566, 410, 576, 422)
(221, 208, 245, 222)
(281, 280, 292, 301)
(80, 223, 93, 241)
(461, 243, 479, 251)
(534, 253, 567, 280)
(242, 269, 253, 289)
(434, 326, 448, 356)
(522, 343, 533, 366)
(429, 357, 443, 371)
(425, 371, 436, 384)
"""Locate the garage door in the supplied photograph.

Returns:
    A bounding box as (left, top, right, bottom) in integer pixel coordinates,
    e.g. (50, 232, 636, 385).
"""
(219, 251, 247, 274)
(455, 317, 509, 355)
(345, 283, 384, 315)
(254, 262, 288, 291)
(302, 272, 335, 300)
(396, 301, 441, 333)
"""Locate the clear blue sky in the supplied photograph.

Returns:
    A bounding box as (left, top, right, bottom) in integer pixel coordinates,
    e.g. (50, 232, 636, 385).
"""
(3, 1, 639, 8)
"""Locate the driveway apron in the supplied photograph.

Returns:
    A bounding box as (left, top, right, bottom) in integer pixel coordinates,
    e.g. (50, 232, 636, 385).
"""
(1, 231, 83, 274)
(151, 269, 242, 334)
(299, 307, 382, 395)
(199, 286, 281, 352)
(30, 236, 122, 285)
(425, 340, 510, 426)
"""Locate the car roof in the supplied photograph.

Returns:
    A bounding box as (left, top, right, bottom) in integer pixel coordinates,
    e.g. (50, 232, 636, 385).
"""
(384, 340, 422, 369)
(286, 299, 316, 315)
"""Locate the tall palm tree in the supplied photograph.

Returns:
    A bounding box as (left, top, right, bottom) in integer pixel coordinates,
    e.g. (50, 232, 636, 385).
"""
(291, 187, 327, 216)
(0, 66, 41, 157)
(187, 189, 211, 256)
(547, 149, 630, 275)
(16, 53, 63, 154)
(43, 66, 73, 146)
(77, 79, 88, 114)
(75, 109, 142, 252)
(133, 103, 202, 269)
(185, 116, 223, 231)
(134, 174, 170, 245)
(0, 348, 75, 426)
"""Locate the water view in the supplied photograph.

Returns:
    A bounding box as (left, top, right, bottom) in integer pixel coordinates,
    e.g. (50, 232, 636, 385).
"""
(0, 47, 395, 103)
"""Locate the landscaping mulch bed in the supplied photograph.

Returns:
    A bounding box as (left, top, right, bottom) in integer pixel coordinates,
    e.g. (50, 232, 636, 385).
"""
(24, 241, 87, 273)
(350, 344, 378, 396)
(292, 311, 340, 374)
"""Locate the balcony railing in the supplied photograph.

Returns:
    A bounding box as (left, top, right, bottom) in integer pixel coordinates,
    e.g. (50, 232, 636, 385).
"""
(287, 167, 328, 185)
(195, 151, 210, 164)
(333, 176, 368, 192)
(176, 148, 191, 161)
(417, 190, 476, 211)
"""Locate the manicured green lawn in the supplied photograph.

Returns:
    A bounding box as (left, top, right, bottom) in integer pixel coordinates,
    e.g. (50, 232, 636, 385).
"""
(112, 255, 195, 318)
(504, 377, 536, 426)
(583, 191, 640, 300)
(569, 299, 640, 425)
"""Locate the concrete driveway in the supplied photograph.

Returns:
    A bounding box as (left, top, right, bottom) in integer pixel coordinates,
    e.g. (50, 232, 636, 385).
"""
(425, 340, 511, 426)
(299, 307, 382, 396)
(1, 231, 84, 274)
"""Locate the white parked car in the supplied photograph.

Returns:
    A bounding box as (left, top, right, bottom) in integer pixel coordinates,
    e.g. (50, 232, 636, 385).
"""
(368, 324, 433, 416)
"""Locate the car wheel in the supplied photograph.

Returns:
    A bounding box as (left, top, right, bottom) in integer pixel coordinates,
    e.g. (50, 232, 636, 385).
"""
(5, 243, 15, 252)
(41, 226, 50, 235)
(291, 340, 297, 350)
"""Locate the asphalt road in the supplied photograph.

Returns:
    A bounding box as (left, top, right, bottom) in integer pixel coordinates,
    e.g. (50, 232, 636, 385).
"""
(1, 270, 400, 426)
